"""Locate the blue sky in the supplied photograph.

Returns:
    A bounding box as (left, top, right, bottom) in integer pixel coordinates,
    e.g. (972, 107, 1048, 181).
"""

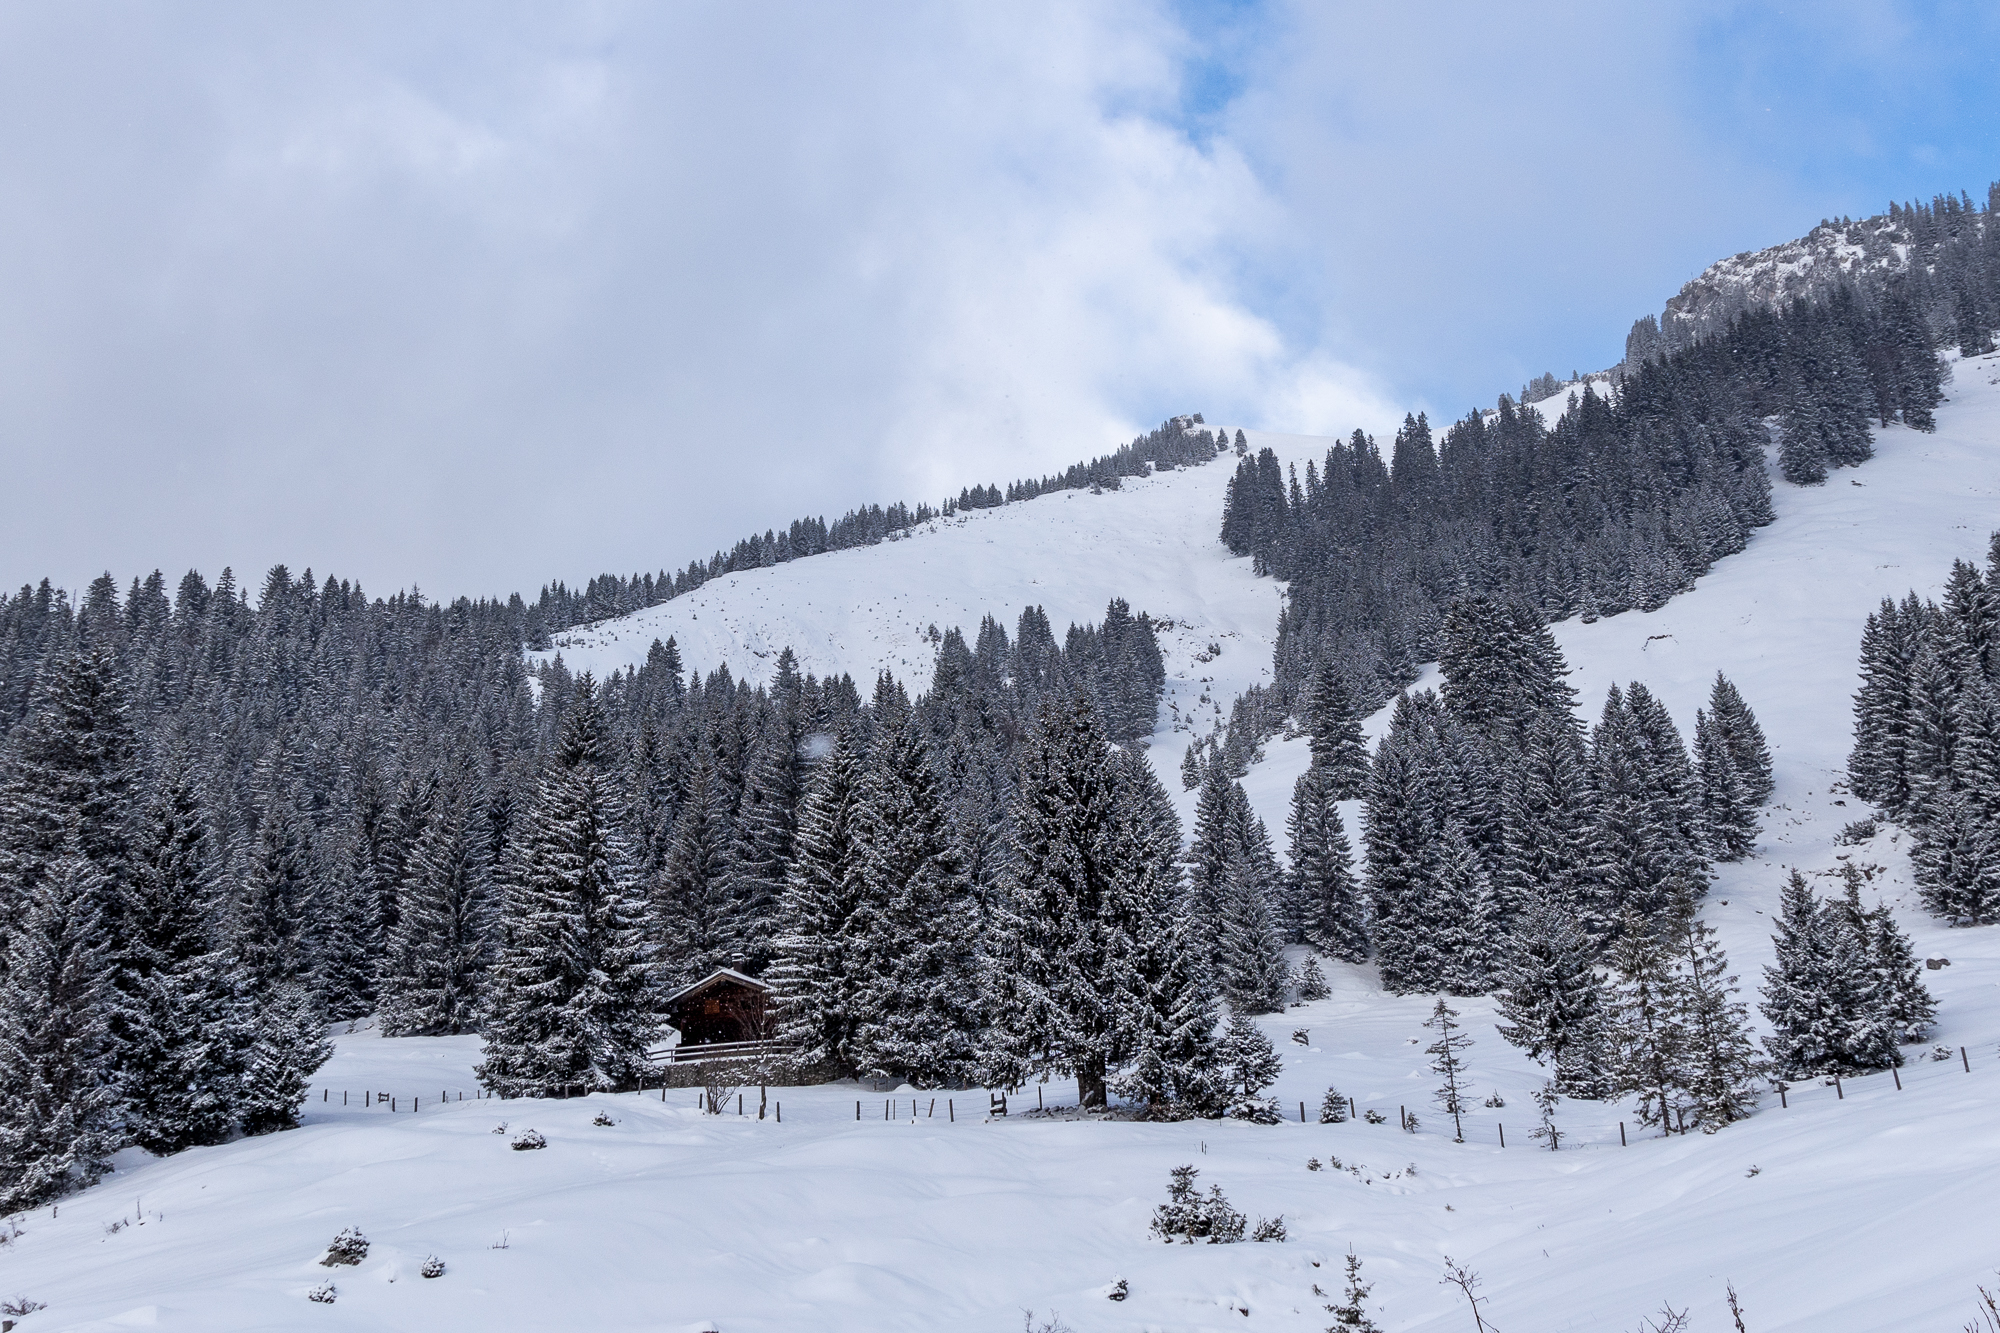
(0, 2, 1995, 599)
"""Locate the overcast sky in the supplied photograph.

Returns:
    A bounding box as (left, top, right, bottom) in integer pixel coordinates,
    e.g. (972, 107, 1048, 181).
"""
(1, 1, 1995, 603)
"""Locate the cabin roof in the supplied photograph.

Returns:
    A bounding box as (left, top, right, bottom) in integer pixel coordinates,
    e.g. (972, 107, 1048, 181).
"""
(661, 967, 770, 1009)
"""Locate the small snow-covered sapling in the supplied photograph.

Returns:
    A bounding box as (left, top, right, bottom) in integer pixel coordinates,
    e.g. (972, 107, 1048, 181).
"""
(307, 1283, 337, 1304)
(421, 1255, 446, 1279)
(510, 1128, 547, 1151)
(320, 1228, 369, 1267)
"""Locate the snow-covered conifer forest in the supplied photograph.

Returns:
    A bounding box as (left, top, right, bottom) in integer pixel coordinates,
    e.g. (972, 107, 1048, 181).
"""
(4, 187, 2000, 1330)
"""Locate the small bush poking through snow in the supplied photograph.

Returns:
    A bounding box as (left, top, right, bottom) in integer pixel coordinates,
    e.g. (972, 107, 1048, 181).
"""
(1839, 817, 1879, 845)
(1251, 1215, 1287, 1242)
(1306, 1157, 1323, 1171)
(1483, 1089, 1506, 1108)
(320, 1228, 368, 1267)
(1363, 1108, 1387, 1124)
(490, 1121, 508, 1134)
(307, 1283, 337, 1304)
(1149, 1165, 1246, 1244)
(1106, 1278, 1129, 1302)
(1932, 1045, 1956, 1062)
(1295, 956, 1331, 1000)
(1228, 1096, 1283, 1124)
(511, 1129, 547, 1151)
(0, 1297, 46, 1317)
(421, 1255, 446, 1279)
(1319, 1087, 1348, 1123)
(592, 1111, 617, 1127)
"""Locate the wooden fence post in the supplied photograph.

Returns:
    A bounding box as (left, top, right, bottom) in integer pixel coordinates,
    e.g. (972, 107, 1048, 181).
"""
(949, 1099, 954, 1122)
(1892, 1066, 1902, 1090)
(1619, 1122, 1627, 1147)
(1497, 1124, 1504, 1147)
(1964, 1046, 1972, 1072)
(1834, 1074, 1843, 1100)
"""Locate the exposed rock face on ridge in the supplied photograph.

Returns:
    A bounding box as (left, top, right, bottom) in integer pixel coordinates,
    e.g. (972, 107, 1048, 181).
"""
(1624, 185, 1999, 368)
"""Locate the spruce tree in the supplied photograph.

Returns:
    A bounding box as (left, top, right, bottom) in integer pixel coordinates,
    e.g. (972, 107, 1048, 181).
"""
(1424, 998, 1473, 1139)
(768, 729, 870, 1074)
(1303, 661, 1370, 797)
(1496, 712, 1604, 931)
(1605, 915, 1686, 1133)
(0, 638, 137, 940)
(1839, 867, 1936, 1043)
(118, 758, 237, 1153)
(989, 692, 1144, 1109)
(312, 835, 379, 1023)
(1760, 871, 1899, 1076)
(1214, 845, 1288, 1013)
(1431, 821, 1501, 996)
(1109, 751, 1222, 1116)
(1495, 890, 1610, 1096)
(0, 845, 119, 1211)
(1183, 762, 1235, 952)
(1668, 906, 1761, 1130)
(650, 753, 739, 987)
(1216, 1011, 1283, 1103)
(1693, 709, 1758, 861)
(238, 981, 332, 1134)
(849, 720, 983, 1087)
(379, 781, 491, 1037)
(1707, 673, 1774, 804)
(478, 680, 654, 1097)
(1286, 765, 1367, 962)
(727, 719, 800, 973)
(1909, 786, 2000, 921)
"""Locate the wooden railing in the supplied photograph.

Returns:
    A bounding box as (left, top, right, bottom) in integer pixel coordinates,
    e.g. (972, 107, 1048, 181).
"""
(649, 1039, 796, 1065)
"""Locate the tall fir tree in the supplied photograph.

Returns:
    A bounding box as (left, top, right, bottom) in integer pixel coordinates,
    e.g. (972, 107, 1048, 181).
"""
(0, 637, 137, 942)
(650, 751, 739, 987)
(1693, 708, 1759, 861)
(237, 980, 332, 1135)
(1286, 764, 1367, 962)
(1667, 906, 1761, 1130)
(988, 692, 1146, 1109)
(1605, 914, 1687, 1133)
(1760, 871, 1900, 1077)
(768, 729, 870, 1075)
(379, 779, 491, 1037)
(1109, 751, 1222, 1115)
(478, 679, 654, 1097)
(1495, 890, 1610, 1096)
(0, 844, 119, 1211)
(849, 720, 983, 1087)
(1706, 673, 1774, 804)
(1303, 661, 1370, 798)
(1214, 842, 1288, 1014)
(117, 757, 237, 1153)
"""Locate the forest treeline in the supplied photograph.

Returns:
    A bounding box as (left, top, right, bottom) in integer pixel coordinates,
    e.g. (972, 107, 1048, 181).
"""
(532, 416, 1226, 637)
(1212, 262, 1947, 771)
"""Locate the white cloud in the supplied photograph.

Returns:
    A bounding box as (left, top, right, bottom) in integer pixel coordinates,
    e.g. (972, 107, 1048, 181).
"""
(0, 1, 1373, 599)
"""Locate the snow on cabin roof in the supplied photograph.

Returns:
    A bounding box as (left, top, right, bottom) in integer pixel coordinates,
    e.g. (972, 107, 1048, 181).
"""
(661, 967, 769, 1008)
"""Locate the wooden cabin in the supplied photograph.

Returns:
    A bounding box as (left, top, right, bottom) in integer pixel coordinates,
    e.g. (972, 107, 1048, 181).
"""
(660, 968, 774, 1057)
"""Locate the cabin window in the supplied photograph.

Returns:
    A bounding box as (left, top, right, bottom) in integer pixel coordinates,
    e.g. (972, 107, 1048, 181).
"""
(703, 999, 721, 1015)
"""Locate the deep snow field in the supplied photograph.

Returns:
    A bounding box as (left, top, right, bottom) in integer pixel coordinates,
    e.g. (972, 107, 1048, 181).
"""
(15, 353, 2000, 1331)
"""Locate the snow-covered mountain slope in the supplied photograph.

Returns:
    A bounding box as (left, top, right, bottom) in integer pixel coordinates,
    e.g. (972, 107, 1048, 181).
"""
(16, 365, 2000, 1333)
(536, 431, 1326, 803)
